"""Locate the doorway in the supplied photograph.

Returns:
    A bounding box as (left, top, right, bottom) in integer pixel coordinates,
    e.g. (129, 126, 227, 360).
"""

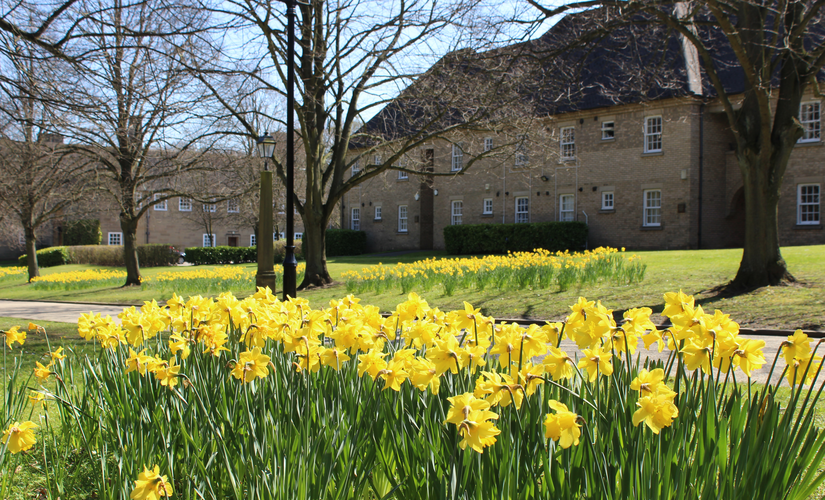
(227, 236, 239, 247)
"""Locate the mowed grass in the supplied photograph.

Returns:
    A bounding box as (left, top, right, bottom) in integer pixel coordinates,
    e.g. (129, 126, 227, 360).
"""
(0, 245, 823, 330)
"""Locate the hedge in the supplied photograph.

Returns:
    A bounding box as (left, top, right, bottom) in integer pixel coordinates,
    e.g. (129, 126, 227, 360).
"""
(17, 247, 71, 268)
(19, 244, 179, 267)
(64, 219, 102, 246)
(443, 221, 588, 255)
(326, 229, 366, 257)
(184, 242, 305, 266)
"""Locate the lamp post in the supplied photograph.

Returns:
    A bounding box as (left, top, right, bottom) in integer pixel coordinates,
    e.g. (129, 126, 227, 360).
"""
(256, 132, 277, 291)
(281, 0, 298, 300)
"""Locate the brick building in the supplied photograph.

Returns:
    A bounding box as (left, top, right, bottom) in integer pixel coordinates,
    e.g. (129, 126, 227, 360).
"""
(342, 12, 824, 253)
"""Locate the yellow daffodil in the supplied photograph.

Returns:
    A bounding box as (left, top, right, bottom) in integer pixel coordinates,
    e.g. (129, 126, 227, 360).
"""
(456, 409, 501, 453)
(782, 330, 813, 365)
(630, 368, 666, 396)
(544, 401, 581, 449)
(632, 387, 679, 434)
(130, 465, 173, 500)
(445, 393, 491, 425)
(543, 346, 574, 381)
(34, 361, 53, 383)
(231, 348, 271, 383)
(2, 421, 37, 454)
(3, 326, 26, 347)
(152, 358, 181, 389)
(786, 352, 823, 386)
(578, 346, 614, 382)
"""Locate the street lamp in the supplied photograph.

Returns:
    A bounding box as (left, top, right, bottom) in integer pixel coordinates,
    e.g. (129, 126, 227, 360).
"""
(255, 132, 277, 292)
(281, 0, 298, 300)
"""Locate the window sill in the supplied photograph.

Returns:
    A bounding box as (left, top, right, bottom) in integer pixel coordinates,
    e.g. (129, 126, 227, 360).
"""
(397, 178, 409, 182)
(373, 219, 382, 223)
(601, 138, 615, 142)
(397, 231, 409, 235)
(640, 225, 663, 231)
(795, 140, 822, 147)
(480, 213, 494, 218)
(642, 151, 663, 157)
(599, 209, 615, 214)
(794, 223, 822, 230)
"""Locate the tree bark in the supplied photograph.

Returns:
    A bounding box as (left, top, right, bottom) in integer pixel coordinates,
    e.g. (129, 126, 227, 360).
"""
(731, 167, 792, 289)
(120, 214, 142, 286)
(299, 211, 332, 289)
(24, 225, 40, 282)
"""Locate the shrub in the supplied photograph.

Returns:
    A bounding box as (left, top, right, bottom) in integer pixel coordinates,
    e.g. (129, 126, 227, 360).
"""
(137, 244, 180, 267)
(17, 246, 71, 268)
(444, 221, 588, 254)
(184, 246, 258, 265)
(326, 229, 366, 256)
(63, 219, 102, 246)
(68, 246, 124, 266)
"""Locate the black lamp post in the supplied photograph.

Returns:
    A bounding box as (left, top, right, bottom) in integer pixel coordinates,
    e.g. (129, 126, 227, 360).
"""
(255, 132, 277, 291)
(280, 0, 298, 300)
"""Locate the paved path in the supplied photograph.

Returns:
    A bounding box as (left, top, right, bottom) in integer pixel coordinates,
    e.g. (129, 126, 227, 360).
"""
(0, 300, 126, 325)
(1, 300, 819, 387)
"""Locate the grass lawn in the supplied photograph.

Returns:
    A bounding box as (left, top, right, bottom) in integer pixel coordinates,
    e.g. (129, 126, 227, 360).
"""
(1, 246, 823, 331)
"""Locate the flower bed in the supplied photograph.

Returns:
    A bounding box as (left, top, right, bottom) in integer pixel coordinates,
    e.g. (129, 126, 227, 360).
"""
(140, 264, 307, 294)
(1, 290, 824, 499)
(29, 269, 127, 290)
(341, 247, 646, 295)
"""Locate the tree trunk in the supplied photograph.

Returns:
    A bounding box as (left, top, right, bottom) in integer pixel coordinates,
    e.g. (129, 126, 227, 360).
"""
(730, 161, 793, 290)
(24, 225, 39, 282)
(299, 217, 332, 289)
(121, 214, 142, 286)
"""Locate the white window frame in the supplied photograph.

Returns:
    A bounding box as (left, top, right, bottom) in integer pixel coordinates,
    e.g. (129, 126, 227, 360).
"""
(559, 194, 575, 221)
(643, 189, 662, 227)
(374, 205, 382, 220)
(451, 200, 463, 225)
(398, 205, 408, 232)
(203, 202, 217, 213)
(351, 161, 361, 175)
(484, 137, 493, 152)
(515, 197, 529, 223)
(797, 184, 820, 225)
(398, 168, 408, 180)
(799, 102, 821, 143)
(203, 234, 216, 247)
(294, 233, 303, 240)
(451, 143, 464, 172)
(153, 193, 167, 211)
(108, 232, 122, 246)
(601, 191, 614, 210)
(179, 198, 192, 212)
(601, 121, 615, 140)
(373, 154, 382, 165)
(644, 116, 663, 153)
(250, 234, 257, 246)
(351, 207, 360, 231)
(560, 127, 575, 160)
(483, 198, 493, 215)
(227, 198, 240, 213)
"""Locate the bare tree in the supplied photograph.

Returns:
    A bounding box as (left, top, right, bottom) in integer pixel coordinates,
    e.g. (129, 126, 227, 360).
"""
(527, 0, 825, 290)
(195, 0, 535, 288)
(53, 0, 225, 286)
(0, 35, 91, 281)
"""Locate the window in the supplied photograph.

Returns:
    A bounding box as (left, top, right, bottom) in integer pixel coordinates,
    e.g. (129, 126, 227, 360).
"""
(274, 232, 285, 241)
(515, 197, 529, 223)
(154, 193, 167, 211)
(483, 198, 493, 214)
(351, 161, 361, 175)
(203, 203, 216, 213)
(398, 205, 408, 232)
(373, 155, 382, 165)
(18, 235, 24, 245)
(374, 206, 382, 220)
(484, 137, 493, 152)
(602, 191, 614, 210)
(798, 184, 820, 224)
(250, 234, 257, 246)
(515, 135, 528, 166)
(451, 143, 464, 171)
(644, 116, 663, 153)
(451, 200, 463, 225)
(203, 234, 216, 247)
(559, 194, 575, 221)
(644, 190, 662, 226)
(398, 169, 408, 180)
(351, 207, 360, 231)
(601, 121, 615, 140)
(294, 233, 303, 240)
(227, 198, 240, 213)
(179, 198, 192, 211)
(560, 127, 575, 160)
(108, 232, 122, 246)
(800, 102, 821, 143)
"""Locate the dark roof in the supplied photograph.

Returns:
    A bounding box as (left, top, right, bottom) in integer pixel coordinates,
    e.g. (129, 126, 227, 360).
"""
(356, 6, 825, 144)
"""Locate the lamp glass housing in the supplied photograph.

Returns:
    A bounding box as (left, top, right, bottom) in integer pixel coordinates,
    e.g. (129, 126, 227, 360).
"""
(257, 133, 277, 159)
